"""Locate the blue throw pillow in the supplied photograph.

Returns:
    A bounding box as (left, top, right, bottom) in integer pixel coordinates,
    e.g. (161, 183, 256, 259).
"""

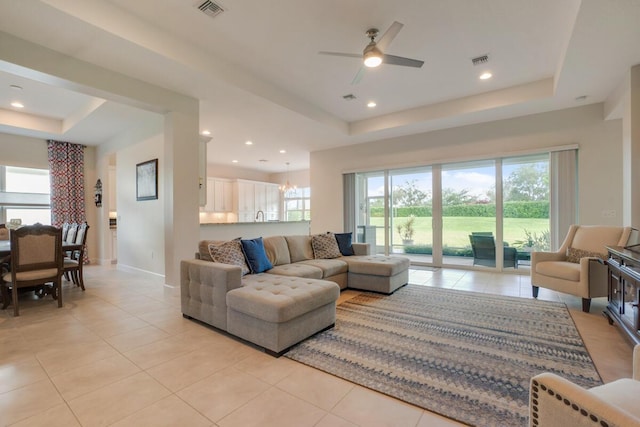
(334, 232, 355, 256)
(240, 237, 273, 274)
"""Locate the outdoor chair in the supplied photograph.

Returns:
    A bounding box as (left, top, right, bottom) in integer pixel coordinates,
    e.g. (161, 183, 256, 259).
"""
(469, 233, 518, 269)
(0, 223, 64, 316)
(531, 224, 631, 312)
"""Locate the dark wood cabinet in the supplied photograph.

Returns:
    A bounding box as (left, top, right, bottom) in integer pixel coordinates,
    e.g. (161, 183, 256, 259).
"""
(605, 246, 640, 345)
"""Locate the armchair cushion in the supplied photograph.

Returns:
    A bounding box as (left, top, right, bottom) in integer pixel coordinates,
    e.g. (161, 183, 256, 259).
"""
(589, 378, 640, 418)
(535, 261, 580, 282)
(567, 247, 607, 264)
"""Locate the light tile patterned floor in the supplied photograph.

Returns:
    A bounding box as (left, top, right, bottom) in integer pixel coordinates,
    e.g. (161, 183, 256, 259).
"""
(0, 265, 633, 426)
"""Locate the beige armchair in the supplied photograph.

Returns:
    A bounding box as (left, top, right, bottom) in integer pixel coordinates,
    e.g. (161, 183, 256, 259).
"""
(530, 344, 640, 427)
(531, 225, 631, 312)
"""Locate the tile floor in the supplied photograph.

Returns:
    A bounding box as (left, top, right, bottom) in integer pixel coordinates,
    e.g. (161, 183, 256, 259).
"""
(0, 265, 634, 427)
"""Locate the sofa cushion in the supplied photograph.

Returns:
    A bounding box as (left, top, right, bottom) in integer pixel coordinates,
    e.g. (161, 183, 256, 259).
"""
(343, 255, 410, 277)
(266, 263, 323, 279)
(208, 239, 250, 276)
(311, 233, 342, 259)
(299, 258, 348, 278)
(199, 239, 227, 261)
(589, 378, 640, 419)
(566, 247, 607, 264)
(229, 275, 339, 323)
(535, 261, 580, 281)
(262, 236, 291, 266)
(285, 235, 314, 263)
(335, 232, 355, 256)
(241, 237, 273, 274)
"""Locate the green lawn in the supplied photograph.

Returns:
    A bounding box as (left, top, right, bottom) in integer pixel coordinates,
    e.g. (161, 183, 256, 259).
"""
(369, 217, 549, 248)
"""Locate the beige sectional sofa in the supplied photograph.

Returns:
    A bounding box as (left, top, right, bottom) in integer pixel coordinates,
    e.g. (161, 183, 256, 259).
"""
(180, 234, 410, 355)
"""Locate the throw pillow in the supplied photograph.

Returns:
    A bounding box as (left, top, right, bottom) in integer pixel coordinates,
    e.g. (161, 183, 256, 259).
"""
(311, 232, 342, 259)
(240, 237, 273, 274)
(334, 232, 355, 256)
(566, 247, 607, 263)
(208, 239, 250, 275)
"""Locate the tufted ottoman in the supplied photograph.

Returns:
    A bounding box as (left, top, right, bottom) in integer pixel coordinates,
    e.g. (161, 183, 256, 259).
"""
(344, 255, 410, 294)
(226, 274, 340, 356)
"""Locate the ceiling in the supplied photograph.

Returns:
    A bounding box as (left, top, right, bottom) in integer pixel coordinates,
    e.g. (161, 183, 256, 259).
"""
(1, 0, 639, 173)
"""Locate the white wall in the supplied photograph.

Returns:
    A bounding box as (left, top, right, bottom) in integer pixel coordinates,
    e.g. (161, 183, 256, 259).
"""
(0, 133, 48, 168)
(116, 133, 165, 276)
(310, 103, 625, 234)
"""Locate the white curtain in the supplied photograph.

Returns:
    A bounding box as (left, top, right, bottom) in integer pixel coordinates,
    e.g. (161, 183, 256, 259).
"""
(550, 149, 578, 250)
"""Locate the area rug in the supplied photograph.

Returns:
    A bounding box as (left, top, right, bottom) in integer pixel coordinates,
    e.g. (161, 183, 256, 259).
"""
(285, 285, 602, 427)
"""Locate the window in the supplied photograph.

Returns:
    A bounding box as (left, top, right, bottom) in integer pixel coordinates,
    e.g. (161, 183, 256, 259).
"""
(352, 152, 553, 271)
(284, 187, 310, 221)
(0, 166, 51, 225)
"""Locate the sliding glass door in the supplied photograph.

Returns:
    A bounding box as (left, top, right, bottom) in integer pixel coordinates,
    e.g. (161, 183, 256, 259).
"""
(441, 161, 496, 267)
(389, 168, 432, 260)
(351, 152, 552, 272)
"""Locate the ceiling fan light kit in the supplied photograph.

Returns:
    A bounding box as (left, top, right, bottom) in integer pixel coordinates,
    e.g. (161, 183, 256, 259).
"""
(319, 21, 424, 83)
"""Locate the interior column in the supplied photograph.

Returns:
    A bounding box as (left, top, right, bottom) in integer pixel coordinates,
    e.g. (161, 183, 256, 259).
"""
(163, 111, 200, 287)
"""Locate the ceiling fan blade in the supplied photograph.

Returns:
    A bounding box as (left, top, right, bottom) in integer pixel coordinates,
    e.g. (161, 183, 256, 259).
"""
(376, 21, 404, 52)
(382, 54, 424, 68)
(351, 66, 366, 85)
(318, 51, 361, 59)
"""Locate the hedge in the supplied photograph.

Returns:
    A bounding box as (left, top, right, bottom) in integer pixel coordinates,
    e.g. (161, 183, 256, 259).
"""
(371, 201, 548, 219)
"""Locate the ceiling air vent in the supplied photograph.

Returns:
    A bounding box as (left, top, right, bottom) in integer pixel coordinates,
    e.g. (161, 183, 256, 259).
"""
(343, 94, 357, 101)
(197, 0, 224, 18)
(471, 54, 489, 66)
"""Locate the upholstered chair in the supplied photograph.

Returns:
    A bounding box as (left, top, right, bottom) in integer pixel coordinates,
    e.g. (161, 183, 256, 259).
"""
(530, 225, 632, 312)
(63, 222, 89, 290)
(1, 224, 64, 316)
(530, 344, 640, 427)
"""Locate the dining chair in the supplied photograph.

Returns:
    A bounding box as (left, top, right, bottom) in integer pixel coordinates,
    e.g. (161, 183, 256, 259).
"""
(0, 223, 64, 316)
(63, 222, 89, 290)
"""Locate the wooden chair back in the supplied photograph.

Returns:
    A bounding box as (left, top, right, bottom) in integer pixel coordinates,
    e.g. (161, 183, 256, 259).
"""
(3, 224, 64, 316)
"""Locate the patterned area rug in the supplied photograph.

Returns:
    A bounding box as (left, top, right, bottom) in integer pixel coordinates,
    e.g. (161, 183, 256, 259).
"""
(285, 285, 602, 427)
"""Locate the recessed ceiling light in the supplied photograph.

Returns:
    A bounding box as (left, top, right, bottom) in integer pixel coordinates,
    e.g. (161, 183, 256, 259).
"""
(245, 140, 253, 145)
(232, 160, 238, 163)
(367, 101, 377, 108)
(479, 72, 492, 80)
(201, 130, 211, 135)
(279, 150, 286, 154)
(9, 85, 22, 91)
(10, 102, 24, 108)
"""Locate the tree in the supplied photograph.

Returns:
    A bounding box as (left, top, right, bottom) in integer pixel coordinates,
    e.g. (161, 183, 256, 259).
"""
(442, 188, 475, 206)
(504, 163, 549, 202)
(392, 180, 430, 207)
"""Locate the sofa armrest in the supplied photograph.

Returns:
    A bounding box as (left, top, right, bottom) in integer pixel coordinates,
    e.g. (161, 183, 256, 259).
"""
(531, 250, 566, 264)
(352, 242, 370, 256)
(180, 259, 243, 330)
(530, 373, 640, 427)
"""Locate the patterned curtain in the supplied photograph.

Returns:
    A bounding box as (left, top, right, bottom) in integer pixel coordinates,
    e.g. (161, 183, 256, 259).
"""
(47, 140, 86, 227)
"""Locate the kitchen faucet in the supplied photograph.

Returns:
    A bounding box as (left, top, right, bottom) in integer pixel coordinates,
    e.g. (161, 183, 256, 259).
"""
(255, 210, 264, 222)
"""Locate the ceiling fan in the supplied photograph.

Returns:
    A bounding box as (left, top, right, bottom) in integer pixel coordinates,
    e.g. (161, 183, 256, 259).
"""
(319, 21, 424, 84)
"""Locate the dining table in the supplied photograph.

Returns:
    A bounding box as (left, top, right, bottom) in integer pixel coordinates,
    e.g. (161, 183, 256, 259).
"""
(0, 240, 84, 258)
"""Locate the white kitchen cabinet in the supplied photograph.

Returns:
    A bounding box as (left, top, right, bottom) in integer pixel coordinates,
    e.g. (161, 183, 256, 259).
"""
(213, 179, 233, 212)
(202, 177, 233, 212)
(234, 180, 280, 222)
(265, 184, 280, 220)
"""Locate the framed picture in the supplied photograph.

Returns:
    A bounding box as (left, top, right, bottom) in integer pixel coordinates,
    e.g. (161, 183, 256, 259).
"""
(136, 159, 158, 201)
